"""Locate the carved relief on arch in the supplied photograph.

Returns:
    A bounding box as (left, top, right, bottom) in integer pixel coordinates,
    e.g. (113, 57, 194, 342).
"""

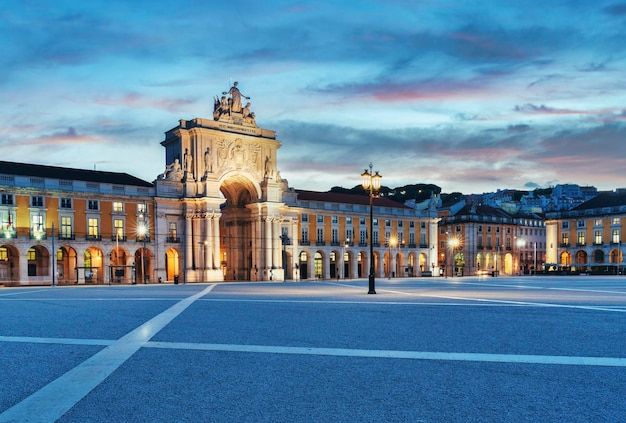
(216, 138, 262, 179)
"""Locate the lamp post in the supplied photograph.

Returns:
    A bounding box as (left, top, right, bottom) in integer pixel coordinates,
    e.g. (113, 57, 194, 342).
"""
(361, 163, 382, 294)
(138, 223, 148, 284)
(447, 236, 459, 278)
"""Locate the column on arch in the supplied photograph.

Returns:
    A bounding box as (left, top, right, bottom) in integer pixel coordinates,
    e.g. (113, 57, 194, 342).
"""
(265, 217, 273, 269)
(272, 217, 281, 269)
(212, 213, 221, 270)
(185, 213, 193, 274)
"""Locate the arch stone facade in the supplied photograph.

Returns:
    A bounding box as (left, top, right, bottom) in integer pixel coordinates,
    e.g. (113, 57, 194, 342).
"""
(154, 111, 297, 283)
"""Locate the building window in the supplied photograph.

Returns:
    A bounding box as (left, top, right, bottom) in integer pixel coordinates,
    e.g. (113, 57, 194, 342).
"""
(168, 222, 178, 242)
(398, 220, 403, 228)
(60, 198, 72, 209)
(372, 231, 379, 245)
(301, 214, 308, 223)
(594, 231, 602, 245)
(562, 221, 569, 229)
(420, 233, 426, 246)
(487, 226, 492, 233)
(561, 233, 569, 246)
(316, 228, 324, 244)
(31, 196, 44, 207)
(113, 202, 123, 213)
(88, 218, 99, 239)
(1, 194, 13, 205)
(301, 228, 309, 244)
(410, 221, 415, 228)
(612, 217, 620, 225)
(577, 232, 585, 245)
(346, 217, 352, 225)
(317, 215, 324, 223)
(612, 229, 620, 244)
(360, 217, 366, 225)
(478, 225, 483, 233)
(409, 233, 415, 246)
(331, 228, 338, 244)
(331, 216, 338, 224)
(577, 220, 585, 228)
(31, 214, 44, 238)
(386, 219, 391, 227)
(114, 219, 124, 240)
(478, 235, 483, 248)
(360, 230, 367, 245)
(373, 218, 378, 226)
(594, 219, 603, 227)
(137, 203, 148, 214)
(61, 216, 73, 239)
(346, 229, 353, 244)
(421, 222, 426, 229)
(88, 200, 99, 211)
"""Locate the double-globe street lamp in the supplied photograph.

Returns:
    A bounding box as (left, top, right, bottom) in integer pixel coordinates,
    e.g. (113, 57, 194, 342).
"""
(361, 163, 382, 294)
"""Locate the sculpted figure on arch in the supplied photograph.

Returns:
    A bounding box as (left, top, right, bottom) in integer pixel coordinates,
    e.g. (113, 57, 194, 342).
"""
(222, 81, 250, 113)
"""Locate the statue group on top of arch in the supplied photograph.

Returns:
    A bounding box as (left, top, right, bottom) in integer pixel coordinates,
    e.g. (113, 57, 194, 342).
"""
(213, 81, 257, 126)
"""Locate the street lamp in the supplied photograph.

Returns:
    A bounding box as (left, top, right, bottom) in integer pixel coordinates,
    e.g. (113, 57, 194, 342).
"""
(361, 163, 382, 294)
(447, 236, 459, 278)
(137, 223, 148, 284)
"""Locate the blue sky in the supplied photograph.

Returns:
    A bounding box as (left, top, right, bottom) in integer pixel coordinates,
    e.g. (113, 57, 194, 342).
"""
(2, 0, 626, 194)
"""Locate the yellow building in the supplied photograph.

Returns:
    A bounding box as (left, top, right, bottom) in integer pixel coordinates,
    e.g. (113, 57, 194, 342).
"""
(545, 191, 626, 274)
(439, 204, 545, 276)
(0, 162, 155, 285)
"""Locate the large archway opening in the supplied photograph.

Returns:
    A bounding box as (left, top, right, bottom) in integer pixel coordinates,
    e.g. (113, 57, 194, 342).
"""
(218, 172, 260, 281)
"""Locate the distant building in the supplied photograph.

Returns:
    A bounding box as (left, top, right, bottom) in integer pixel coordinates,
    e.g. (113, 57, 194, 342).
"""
(439, 204, 545, 276)
(545, 191, 626, 274)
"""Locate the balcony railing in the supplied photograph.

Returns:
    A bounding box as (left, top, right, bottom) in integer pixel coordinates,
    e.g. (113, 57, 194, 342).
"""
(166, 236, 181, 243)
(86, 234, 102, 241)
(111, 235, 127, 242)
(59, 234, 76, 240)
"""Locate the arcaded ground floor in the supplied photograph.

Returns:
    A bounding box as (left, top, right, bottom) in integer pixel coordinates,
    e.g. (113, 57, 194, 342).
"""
(1, 276, 626, 422)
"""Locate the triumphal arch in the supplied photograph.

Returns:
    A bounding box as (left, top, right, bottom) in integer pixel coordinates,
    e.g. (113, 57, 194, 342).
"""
(154, 83, 298, 283)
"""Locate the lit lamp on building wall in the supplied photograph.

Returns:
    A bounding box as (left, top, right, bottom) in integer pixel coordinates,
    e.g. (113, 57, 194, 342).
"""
(387, 235, 397, 279)
(361, 163, 382, 294)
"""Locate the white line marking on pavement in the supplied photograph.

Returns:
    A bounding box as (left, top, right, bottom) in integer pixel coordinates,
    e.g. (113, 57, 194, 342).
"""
(330, 282, 626, 312)
(0, 284, 216, 423)
(0, 336, 112, 346)
(145, 341, 626, 367)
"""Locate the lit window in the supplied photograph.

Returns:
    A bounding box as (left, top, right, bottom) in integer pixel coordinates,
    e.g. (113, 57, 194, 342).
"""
(612, 229, 620, 244)
(61, 216, 72, 239)
(137, 203, 148, 214)
(114, 219, 124, 239)
(578, 232, 585, 245)
(88, 218, 99, 238)
(113, 202, 123, 212)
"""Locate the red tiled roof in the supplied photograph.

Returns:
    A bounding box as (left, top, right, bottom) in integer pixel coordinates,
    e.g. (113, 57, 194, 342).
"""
(296, 190, 409, 208)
